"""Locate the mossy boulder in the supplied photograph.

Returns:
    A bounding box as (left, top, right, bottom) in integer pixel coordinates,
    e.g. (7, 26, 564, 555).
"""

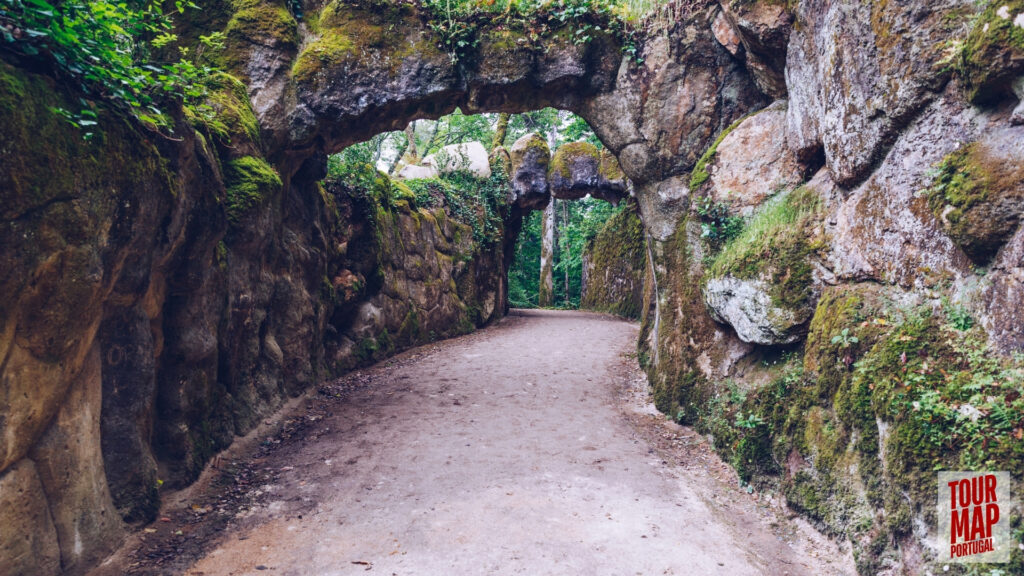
(548, 141, 604, 201)
(580, 202, 645, 318)
(292, 0, 442, 85)
(508, 133, 551, 210)
(187, 71, 262, 152)
(222, 0, 299, 75)
(959, 0, 1024, 104)
(704, 186, 824, 345)
(925, 141, 1024, 264)
(593, 149, 629, 204)
(224, 156, 283, 222)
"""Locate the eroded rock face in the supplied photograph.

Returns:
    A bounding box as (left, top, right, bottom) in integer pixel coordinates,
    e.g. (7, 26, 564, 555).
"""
(786, 0, 979, 185)
(716, 1, 793, 99)
(823, 90, 976, 287)
(508, 134, 551, 210)
(0, 460, 60, 576)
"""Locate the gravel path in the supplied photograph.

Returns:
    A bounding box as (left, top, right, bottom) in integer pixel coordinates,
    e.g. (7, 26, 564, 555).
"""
(93, 309, 853, 576)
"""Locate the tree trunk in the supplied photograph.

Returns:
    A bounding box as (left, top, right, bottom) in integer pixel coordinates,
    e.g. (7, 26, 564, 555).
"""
(539, 197, 557, 307)
(563, 200, 570, 306)
(492, 113, 510, 149)
(404, 122, 418, 162)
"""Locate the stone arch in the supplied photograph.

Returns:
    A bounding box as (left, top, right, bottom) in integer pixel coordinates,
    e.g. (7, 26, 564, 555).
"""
(221, 0, 768, 212)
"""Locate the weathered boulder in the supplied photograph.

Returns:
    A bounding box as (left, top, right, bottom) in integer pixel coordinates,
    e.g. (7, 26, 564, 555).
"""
(704, 275, 806, 345)
(925, 137, 1024, 264)
(396, 163, 439, 180)
(959, 1, 1024, 104)
(423, 141, 492, 178)
(824, 91, 977, 287)
(593, 148, 629, 204)
(508, 134, 551, 210)
(549, 141, 601, 200)
(700, 101, 803, 216)
(703, 186, 825, 345)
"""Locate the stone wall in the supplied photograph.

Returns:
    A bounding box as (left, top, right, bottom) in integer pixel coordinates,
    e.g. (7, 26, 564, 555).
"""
(0, 56, 505, 575)
(580, 201, 645, 319)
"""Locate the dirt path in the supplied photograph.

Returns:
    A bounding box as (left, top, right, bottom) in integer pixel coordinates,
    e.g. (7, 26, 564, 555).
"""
(93, 309, 854, 576)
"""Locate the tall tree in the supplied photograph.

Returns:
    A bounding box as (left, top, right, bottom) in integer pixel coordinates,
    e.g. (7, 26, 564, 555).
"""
(539, 197, 557, 307)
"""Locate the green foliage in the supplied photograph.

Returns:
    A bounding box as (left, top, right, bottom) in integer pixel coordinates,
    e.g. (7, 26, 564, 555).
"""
(509, 210, 543, 307)
(554, 197, 624, 307)
(925, 143, 988, 217)
(404, 170, 509, 245)
(1, 0, 215, 134)
(854, 309, 1024, 473)
(419, 0, 646, 65)
(944, 299, 975, 331)
(506, 108, 598, 149)
(830, 328, 859, 349)
(695, 195, 743, 245)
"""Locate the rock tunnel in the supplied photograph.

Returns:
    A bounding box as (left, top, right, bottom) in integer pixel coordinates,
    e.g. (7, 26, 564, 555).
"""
(3, 0, 1024, 573)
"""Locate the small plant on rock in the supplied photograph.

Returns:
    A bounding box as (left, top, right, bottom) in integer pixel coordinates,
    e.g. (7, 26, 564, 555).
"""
(830, 327, 859, 349)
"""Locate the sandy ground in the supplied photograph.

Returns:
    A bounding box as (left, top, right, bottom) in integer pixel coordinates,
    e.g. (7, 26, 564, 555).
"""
(93, 309, 854, 576)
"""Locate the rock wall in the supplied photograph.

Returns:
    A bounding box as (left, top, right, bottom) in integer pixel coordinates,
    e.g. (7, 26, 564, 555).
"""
(580, 201, 645, 319)
(637, 2, 1024, 574)
(0, 55, 505, 575)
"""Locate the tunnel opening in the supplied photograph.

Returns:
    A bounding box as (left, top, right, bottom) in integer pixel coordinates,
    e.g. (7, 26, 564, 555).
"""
(312, 106, 637, 375)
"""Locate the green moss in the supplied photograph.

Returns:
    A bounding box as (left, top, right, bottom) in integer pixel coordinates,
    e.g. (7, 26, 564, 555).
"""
(224, 156, 283, 222)
(0, 62, 171, 219)
(708, 186, 823, 311)
(226, 0, 298, 46)
(688, 112, 752, 192)
(549, 141, 600, 179)
(925, 142, 1024, 263)
(959, 0, 1024, 103)
(292, 30, 357, 82)
(187, 72, 261, 146)
(292, 1, 437, 83)
(221, 0, 299, 75)
(597, 148, 625, 181)
(580, 202, 645, 318)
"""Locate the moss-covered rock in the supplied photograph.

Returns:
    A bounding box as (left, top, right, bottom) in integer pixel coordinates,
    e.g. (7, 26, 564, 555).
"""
(187, 71, 262, 150)
(508, 133, 551, 210)
(959, 0, 1024, 104)
(580, 202, 645, 318)
(292, 0, 437, 84)
(925, 141, 1024, 264)
(548, 141, 601, 200)
(224, 156, 283, 222)
(704, 186, 824, 344)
